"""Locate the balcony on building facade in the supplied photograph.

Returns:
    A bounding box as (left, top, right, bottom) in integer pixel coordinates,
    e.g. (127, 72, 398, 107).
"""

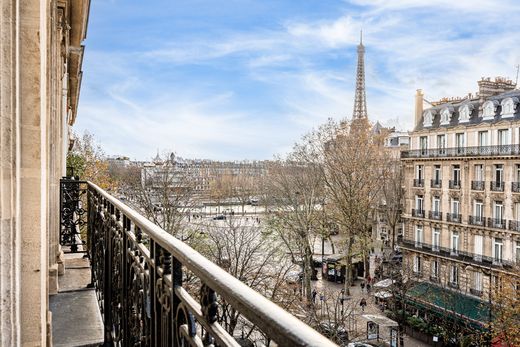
(446, 213, 462, 223)
(487, 218, 506, 230)
(471, 181, 485, 191)
(490, 181, 505, 192)
(429, 275, 440, 283)
(512, 182, 520, 193)
(398, 239, 514, 271)
(430, 179, 442, 188)
(428, 210, 442, 221)
(470, 288, 483, 297)
(59, 179, 336, 347)
(448, 281, 459, 289)
(449, 180, 461, 189)
(411, 209, 425, 218)
(468, 215, 486, 226)
(413, 178, 424, 188)
(401, 144, 520, 159)
(509, 220, 520, 232)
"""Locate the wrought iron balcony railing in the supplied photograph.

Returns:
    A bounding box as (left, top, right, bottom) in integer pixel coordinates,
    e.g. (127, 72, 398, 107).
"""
(470, 288, 483, 297)
(446, 213, 462, 223)
(428, 210, 442, 220)
(430, 179, 442, 188)
(413, 179, 424, 187)
(449, 180, 461, 189)
(60, 179, 337, 347)
(468, 215, 486, 226)
(411, 209, 425, 218)
(401, 144, 520, 159)
(512, 182, 520, 193)
(487, 217, 506, 229)
(471, 181, 485, 191)
(509, 220, 520, 232)
(398, 239, 514, 270)
(490, 181, 505, 192)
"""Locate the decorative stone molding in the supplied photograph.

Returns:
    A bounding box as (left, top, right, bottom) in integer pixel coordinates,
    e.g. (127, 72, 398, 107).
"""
(482, 100, 499, 119)
(423, 109, 434, 127)
(471, 192, 485, 201)
(449, 191, 461, 199)
(500, 97, 519, 118)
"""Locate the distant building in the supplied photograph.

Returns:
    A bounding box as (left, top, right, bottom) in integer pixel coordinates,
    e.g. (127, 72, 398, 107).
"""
(400, 76, 520, 331)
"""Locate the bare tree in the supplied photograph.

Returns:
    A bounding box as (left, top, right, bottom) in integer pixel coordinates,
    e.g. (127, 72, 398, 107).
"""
(380, 155, 404, 250)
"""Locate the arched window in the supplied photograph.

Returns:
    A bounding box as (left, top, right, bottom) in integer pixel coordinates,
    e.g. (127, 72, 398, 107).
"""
(440, 107, 452, 125)
(482, 100, 498, 119)
(500, 97, 518, 118)
(423, 110, 434, 127)
(458, 104, 473, 123)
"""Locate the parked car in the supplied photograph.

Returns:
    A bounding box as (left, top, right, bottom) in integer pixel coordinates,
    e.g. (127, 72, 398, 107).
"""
(213, 215, 226, 220)
(318, 322, 349, 345)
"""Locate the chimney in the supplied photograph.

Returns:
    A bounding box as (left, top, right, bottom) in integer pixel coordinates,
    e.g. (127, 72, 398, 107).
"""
(415, 89, 424, 127)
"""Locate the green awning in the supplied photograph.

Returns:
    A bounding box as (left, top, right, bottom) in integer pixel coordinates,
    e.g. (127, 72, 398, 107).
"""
(405, 282, 490, 326)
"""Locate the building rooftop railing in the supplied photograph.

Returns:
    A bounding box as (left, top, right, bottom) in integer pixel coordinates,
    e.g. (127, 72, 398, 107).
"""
(401, 144, 520, 159)
(61, 179, 337, 347)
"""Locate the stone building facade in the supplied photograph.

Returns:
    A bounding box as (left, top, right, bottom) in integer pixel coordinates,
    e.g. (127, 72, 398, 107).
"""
(0, 1, 89, 345)
(400, 78, 520, 326)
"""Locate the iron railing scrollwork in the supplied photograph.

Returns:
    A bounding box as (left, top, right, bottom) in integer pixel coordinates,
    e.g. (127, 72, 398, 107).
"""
(413, 179, 424, 187)
(401, 144, 520, 158)
(471, 181, 485, 191)
(86, 182, 336, 347)
(60, 178, 88, 253)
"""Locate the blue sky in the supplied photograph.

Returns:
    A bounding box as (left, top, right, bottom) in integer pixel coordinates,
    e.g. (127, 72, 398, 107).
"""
(76, 0, 520, 161)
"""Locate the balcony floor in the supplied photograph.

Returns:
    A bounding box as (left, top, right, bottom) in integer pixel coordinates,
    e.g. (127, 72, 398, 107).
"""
(49, 253, 104, 347)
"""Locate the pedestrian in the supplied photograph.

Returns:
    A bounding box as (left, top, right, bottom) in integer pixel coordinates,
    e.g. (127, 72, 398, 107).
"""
(366, 283, 371, 292)
(360, 281, 365, 292)
(360, 298, 367, 312)
(312, 289, 317, 304)
(367, 275, 372, 284)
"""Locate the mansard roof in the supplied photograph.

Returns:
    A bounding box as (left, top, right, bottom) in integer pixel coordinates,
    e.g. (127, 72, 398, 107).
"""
(414, 89, 520, 131)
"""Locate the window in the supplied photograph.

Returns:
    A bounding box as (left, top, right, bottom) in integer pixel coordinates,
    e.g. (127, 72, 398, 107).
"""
(452, 165, 461, 184)
(433, 165, 441, 183)
(413, 255, 422, 274)
(478, 131, 488, 147)
(494, 201, 503, 221)
(501, 97, 517, 118)
(493, 238, 503, 263)
(475, 200, 484, 221)
(459, 104, 472, 122)
(474, 164, 484, 181)
(498, 129, 509, 146)
(433, 196, 440, 213)
(452, 198, 460, 215)
(474, 271, 482, 292)
(416, 165, 424, 180)
(415, 225, 423, 246)
(420, 136, 428, 154)
(416, 195, 424, 212)
(515, 241, 520, 263)
(437, 134, 446, 154)
(431, 260, 439, 278)
(451, 231, 459, 254)
(474, 235, 483, 261)
(482, 100, 497, 118)
(516, 164, 520, 182)
(455, 133, 465, 153)
(495, 164, 504, 183)
(450, 265, 459, 286)
(432, 228, 441, 251)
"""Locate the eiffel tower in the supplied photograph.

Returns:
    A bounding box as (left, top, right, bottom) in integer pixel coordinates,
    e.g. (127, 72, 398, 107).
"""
(352, 30, 368, 120)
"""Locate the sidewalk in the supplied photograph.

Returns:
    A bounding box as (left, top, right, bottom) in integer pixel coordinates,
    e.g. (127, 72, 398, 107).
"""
(311, 273, 430, 347)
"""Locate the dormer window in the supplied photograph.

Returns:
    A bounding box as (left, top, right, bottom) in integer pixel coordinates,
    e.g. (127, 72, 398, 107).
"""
(482, 100, 498, 119)
(500, 97, 518, 118)
(458, 104, 473, 123)
(423, 110, 434, 127)
(440, 107, 453, 125)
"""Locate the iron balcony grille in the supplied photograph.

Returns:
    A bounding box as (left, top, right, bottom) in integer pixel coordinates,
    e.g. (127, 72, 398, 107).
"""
(428, 210, 442, 220)
(401, 144, 520, 158)
(446, 213, 462, 223)
(429, 275, 440, 283)
(398, 239, 514, 270)
(470, 288, 483, 297)
(471, 181, 485, 191)
(430, 179, 442, 188)
(60, 180, 337, 347)
(512, 182, 520, 193)
(448, 282, 459, 289)
(412, 209, 425, 218)
(413, 179, 424, 187)
(449, 180, 461, 189)
(509, 220, 520, 232)
(468, 215, 486, 226)
(490, 181, 505, 192)
(487, 218, 506, 229)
